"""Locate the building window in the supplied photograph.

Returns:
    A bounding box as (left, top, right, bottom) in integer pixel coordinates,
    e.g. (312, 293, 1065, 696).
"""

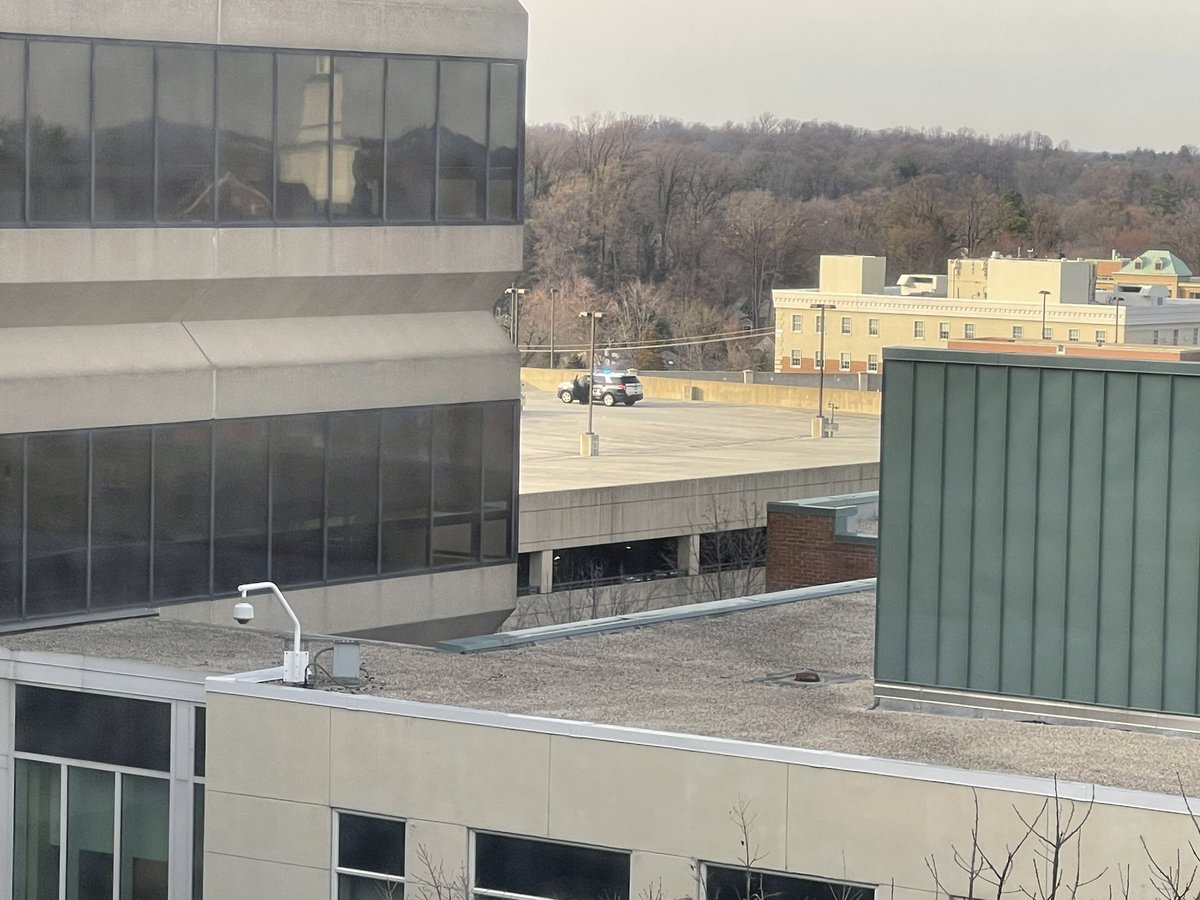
(840, 316, 851, 335)
(1042, 326, 1052, 340)
(1096, 329, 1108, 344)
(791, 314, 803, 333)
(705, 864, 873, 900)
(964, 323, 976, 339)
(790, 350, 802, 366)
(914, 321, 925, 339)
(938, 322, 950, 340)
(815, 351, 824, 369)
(839, 352, 851, 371)
(1012, 325, 1023, 339)
(1174, 329, 1180, 345)
(0, 34, 525, 227)
(475, 833, 631, 900)
(337, 814, 406, 898)
(868, 354, 879, 373)
(0, 401, 518, 626)
(1069, 328, 1080, 342)
(1153, 329, 1160, 344)
(815, 315, 824, 334)
(868, 318, 879, 336)
(1194, 328, 1198, 344)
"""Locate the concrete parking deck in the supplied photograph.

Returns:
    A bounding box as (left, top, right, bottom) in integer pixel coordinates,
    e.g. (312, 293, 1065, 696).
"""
(519, 387, 881, 494)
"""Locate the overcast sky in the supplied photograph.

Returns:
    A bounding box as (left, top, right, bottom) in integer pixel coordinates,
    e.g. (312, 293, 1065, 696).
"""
(519, 0, 1196, 153)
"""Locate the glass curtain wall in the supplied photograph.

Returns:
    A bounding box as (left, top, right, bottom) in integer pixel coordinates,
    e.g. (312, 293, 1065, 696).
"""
(0, 34, 521, 226)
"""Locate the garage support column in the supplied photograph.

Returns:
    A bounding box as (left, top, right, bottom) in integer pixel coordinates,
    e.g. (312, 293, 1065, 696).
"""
(678, 534, 701, 576)
(530, 549, 554, 594)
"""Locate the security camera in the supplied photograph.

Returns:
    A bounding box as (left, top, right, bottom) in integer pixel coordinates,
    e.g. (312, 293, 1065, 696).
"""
(233, 601, 255, 625)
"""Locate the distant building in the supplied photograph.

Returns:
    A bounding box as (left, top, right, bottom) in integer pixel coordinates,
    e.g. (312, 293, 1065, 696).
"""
(1095, 249, 1200, 299)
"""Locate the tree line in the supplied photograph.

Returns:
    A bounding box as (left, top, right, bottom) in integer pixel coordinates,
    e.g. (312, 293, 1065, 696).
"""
(516, 112, 1200, 369)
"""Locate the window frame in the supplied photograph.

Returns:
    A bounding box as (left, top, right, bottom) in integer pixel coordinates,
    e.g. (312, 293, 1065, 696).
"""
(701, 861, 875, 900)
(1068, 328, 1080, 342)
(790, 314, 803, 333)
(867, 318, 879, 336)
(938, 322, 950, 340)
(839, 352, 851, 372)
(334, 811, 407, 898)
(867, 353, 879, 373)
(840, 316, 851, 335)
(964, 323, 976, 339)
(472, 830, 632, 900)
(913, 321, 925, 339)
(790, 349, 802, 367)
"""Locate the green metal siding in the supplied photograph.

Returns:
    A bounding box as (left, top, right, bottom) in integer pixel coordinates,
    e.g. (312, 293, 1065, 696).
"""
(877, 349, 1200, 717)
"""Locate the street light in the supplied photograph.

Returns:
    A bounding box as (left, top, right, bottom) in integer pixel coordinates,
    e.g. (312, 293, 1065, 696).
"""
(578, 310, 604, 457)
(549, 288, 559, 369)
(810, 302, 836, 438)
(1112, 297, 1125, 345)
(1038, 289, 1051, 340)
(505, 283, 527, 347)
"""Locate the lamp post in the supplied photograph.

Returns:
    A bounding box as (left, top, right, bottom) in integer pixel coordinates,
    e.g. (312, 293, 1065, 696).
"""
(1038, 290, 1051, 340)
(578, 310, 604, 457)
(810, 302, 836, 438)
(1113, 297, 1125, 345)
(549, 288, 558, 369)
(505, 283, 527, 347)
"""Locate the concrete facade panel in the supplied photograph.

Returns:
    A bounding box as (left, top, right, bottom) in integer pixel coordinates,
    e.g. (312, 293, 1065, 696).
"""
(207, 694, 331, 805)
(3, 0, 218, 44)
(204, 852, 329, 900)
(405, 820, 470, 889)
(546, 737, 788, 864)
(328, 712, 552, 835)
(205, 792, 332, 869)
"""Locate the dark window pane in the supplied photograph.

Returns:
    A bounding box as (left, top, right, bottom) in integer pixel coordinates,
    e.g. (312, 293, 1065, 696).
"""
(28, 41, 91, 222)
(488, 63, 519, 222)
(332, 56, 383, 221)
(120, 775, 169, 900)
(67, 767, 114, 900)
(475, 834, 629, 900)
(153, 423, 212, 601)
(339, 814, 404, 876)
(0, 39, 25, 222)
(194, 707, 206, 777)
(26, 432, 87, 617)
(0, 436, 22, 621)
(192, 785, 204, 900)
(213, 418, 269, 592)
(276, 53, 330, 222)
(217, 50, 273, 222)
(340, 874, 402, 899)
(437, 61, 487, 221)
(327, 411, 379, 580)
(91, 429, 151, 608)
(482, 403, 515, 561)
(385, 58, 436, 222)
(13, 759, 60, 900)
(157, 46, 215, 222)
(271, 415, 325, 586)
(705, 866, 874, 900)
(94, 44, 154, 223)
(432, 405, 481, 567)
(381, 407, 430, 573)
(16, 685, 172, 771)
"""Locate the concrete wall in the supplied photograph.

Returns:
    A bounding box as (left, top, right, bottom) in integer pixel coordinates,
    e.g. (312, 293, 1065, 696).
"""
(818, 255, 886, 296)
(204, 684, 1200, 900)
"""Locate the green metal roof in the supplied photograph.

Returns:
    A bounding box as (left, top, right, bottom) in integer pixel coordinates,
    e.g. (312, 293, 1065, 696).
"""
(1117, 249, 1193, 277)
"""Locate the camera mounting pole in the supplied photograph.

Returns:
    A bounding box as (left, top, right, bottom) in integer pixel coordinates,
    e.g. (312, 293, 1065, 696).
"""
(237, 581, 309, 685)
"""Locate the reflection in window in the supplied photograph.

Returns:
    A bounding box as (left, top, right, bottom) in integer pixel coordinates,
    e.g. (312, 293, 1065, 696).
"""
(25, 432, 88, 617)
(475, 833, 630, 900)
(437, 60, 488, 221)
(91, 430, 151, 608)
(13, 759, 60, 900)
(271, 415, 326, 586)
(433, 404, 482, 566)
(0, 39, 25, 222)
(277, 53, 332, 222)
(337, 814, 405, 900)
(482, 404, 515, 560)
(158, 46, 215, 222)
(28, 40, 91, 222)
(386, 58, 437, 222)
(327, 411, 380, 580)
(381, 408, 431, 573)
(333, 56, 384, 220)
(217, 50, 274, 222)
(94, 44, 154, 222)
(154, 423, 212, 601)
(488, 63, 520, 221)
(214, 419, 270, 592)
(121, 775, 169, 900)
(67, 767, 115, 900)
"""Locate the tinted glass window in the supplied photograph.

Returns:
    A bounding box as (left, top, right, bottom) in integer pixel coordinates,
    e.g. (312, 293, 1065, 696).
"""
(26, 432, 88, 617)
(432, 405, 481, 566)
(476, 834, 629, 900)
(194, 708, 206, 778)
(436, 60, 487, 221)
(488, 63, 519, 222)
(91, 429, 151, 608)
(381, 407, 430, 573)
(327, 411, 380, 580)
(339, 814, 404, 876)
(213, 418, 269, 591)
(28, 41, 91, 223)
(67, 767, 115, 899)
(15, 685, 172, 771)
(276, 53, 330, 222)
(333, 56, 383, 221)
(94, 44, 154, 222)
(153, 423, 212, 601)
(385, 58, 436, 222)
(0, 39, 25, 222)
(271, 415, 325, 585)
(217, 50, 273, 222)
(481, 403, 515, 561)
(0, 436, 21, 620)
(705, 866, 873, 900)
(157, 46, 215, 222)
(13, 759, 60, 899)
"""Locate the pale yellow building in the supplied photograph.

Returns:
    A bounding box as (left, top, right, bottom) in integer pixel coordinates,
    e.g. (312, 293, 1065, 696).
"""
(774, 254, 1200, 375)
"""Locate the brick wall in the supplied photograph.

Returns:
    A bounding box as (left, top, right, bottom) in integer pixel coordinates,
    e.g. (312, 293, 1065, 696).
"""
(765, 507, 877, 591)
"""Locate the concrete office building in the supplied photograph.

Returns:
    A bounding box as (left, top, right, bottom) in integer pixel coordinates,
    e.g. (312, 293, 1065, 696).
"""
(0, 0, 527, 644)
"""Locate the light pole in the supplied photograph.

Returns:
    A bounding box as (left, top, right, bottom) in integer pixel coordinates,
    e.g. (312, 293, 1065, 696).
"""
(810, 302, 836, 438)
(1112, 297, 1125, 345)
(505, 283, 527, 347)
(1038, 289, 1051, 340)
(578, 310, 604, 456)
(549, 287, 558, 368)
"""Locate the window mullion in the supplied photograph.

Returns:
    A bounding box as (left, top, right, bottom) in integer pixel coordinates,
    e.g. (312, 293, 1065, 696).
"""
(111, 772, 122, 900)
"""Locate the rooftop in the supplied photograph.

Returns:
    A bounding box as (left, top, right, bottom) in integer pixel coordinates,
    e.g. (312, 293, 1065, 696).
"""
(7, 591, 1200, 797)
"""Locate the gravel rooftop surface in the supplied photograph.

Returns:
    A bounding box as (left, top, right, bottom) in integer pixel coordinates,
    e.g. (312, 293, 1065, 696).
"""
(6, 595, 1200, 796)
